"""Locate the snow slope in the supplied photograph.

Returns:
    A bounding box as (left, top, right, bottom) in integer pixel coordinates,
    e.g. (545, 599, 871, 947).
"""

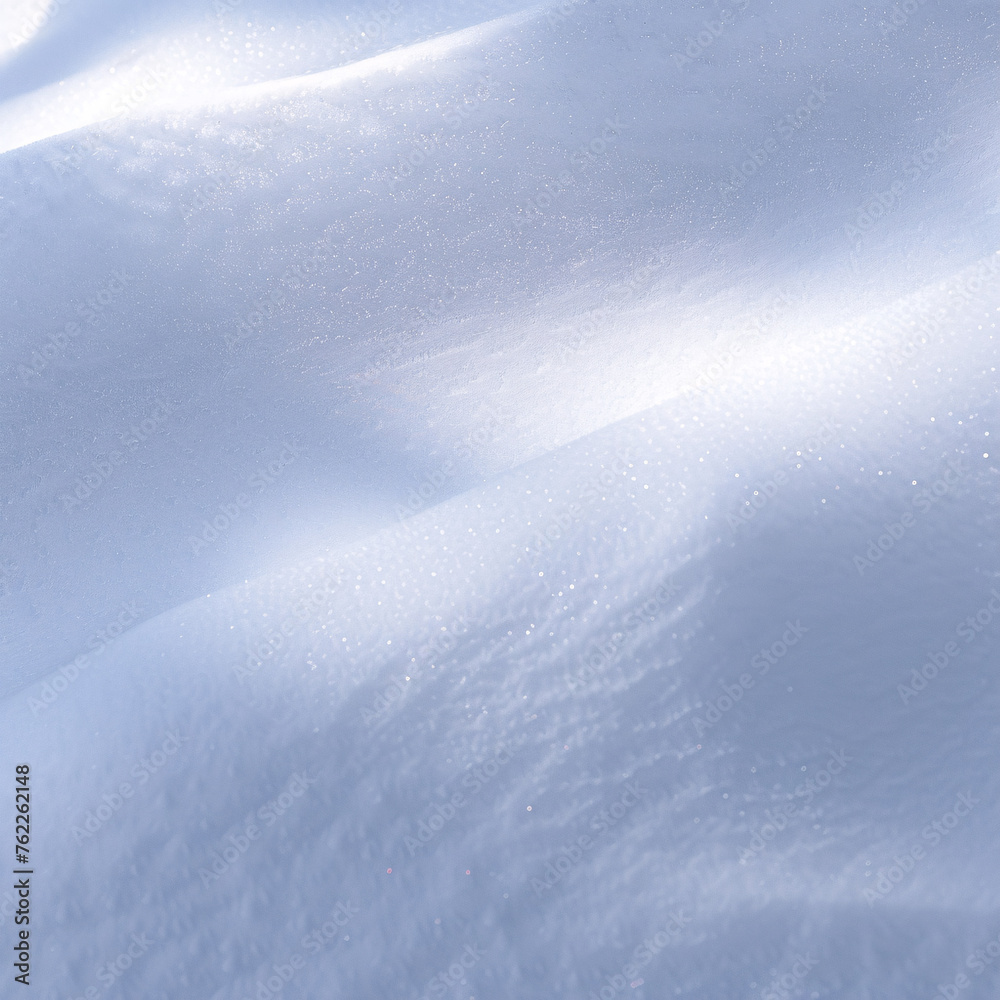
(1, 0, 999, 997)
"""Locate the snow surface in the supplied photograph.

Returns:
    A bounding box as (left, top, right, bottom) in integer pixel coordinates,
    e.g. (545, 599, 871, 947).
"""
(1, 0, 999, 997)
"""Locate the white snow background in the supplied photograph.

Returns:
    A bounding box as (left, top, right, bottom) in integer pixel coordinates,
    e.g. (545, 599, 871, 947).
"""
(1, 0, 1000, 997)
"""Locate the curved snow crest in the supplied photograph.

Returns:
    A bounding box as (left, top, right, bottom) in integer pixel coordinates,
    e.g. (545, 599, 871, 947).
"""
(0, 0, 566, 155)
(5, 244, 999, 699)
(208, 2, 564, 107)
(5, 273, 1000, 994)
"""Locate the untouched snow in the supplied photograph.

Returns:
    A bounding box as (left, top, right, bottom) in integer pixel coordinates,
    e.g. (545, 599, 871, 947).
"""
(1, 1, 999, 997)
